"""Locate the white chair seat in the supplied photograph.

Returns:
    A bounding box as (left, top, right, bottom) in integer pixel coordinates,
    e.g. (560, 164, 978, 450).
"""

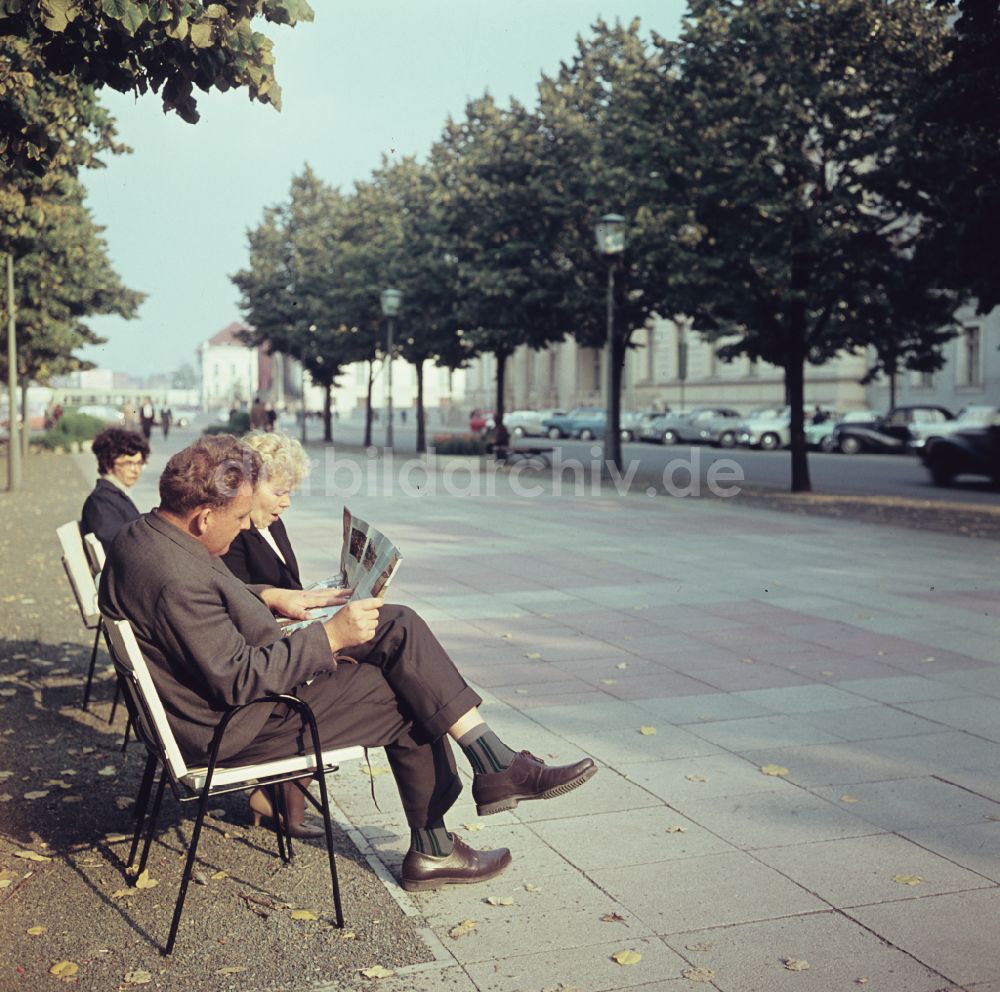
(181, 746, 365, 792)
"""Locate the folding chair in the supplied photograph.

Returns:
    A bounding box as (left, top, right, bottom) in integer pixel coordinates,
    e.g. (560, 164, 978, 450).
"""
(82, 531, 106, 574)
(102, 617, 364, 955)
(56, 521, 103, 711)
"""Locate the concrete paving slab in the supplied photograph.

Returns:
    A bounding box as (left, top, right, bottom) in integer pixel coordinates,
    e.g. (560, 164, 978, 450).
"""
(732, 683, 872, 714)
(833, 675, 975, 704)
(631, 693, 774, 725)
(683, 662, 818, 692)
(662, 910, 954, 992)
(669, 788, 876, 850)
(529, 806, 738, 871)
(682, 714, 844, 751)
(933, 768, 1000, 804)
(555, 724, 724, 766)
(752, 833, 994, 908)
(803, 704, 954, 741)
(810, 776, 1000, 831)
(622, 752, 800, 803)
(518, 699, 657, 734)
(462, 935, 690, 992)
(901, 821, 1000, 883)
(933, 666, 1000, 697)
(423, 872, 647, 966)
(899, 697, 1000, 743)
(846, 889, 1000, 987)
(591, 851, 826, 934)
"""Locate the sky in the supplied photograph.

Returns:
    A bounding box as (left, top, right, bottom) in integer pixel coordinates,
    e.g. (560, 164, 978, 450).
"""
(80, 0, 688, 377)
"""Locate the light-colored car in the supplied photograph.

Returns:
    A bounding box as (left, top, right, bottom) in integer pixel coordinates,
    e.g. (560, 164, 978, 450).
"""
(73, 404, 126, 425)
(738, 406, 842, 450)
(503, 408, 565, 438)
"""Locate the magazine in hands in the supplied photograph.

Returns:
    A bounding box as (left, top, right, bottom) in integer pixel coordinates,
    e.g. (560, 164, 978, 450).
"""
(279, 507, 403, 633)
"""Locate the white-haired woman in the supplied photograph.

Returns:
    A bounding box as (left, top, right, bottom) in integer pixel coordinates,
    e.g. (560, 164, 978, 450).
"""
(221, 430, 312, 590)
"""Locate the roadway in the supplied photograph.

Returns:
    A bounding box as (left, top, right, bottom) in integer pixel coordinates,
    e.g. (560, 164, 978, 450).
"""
(309, 418, 999, 507)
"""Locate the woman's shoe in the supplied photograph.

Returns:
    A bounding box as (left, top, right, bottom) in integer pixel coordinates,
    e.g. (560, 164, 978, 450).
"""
(248, 788, 326, 840)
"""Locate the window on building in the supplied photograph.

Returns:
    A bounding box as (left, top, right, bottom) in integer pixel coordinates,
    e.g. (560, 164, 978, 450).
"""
(746, 357, 758, 378)
(960, 325, 982, 387)
(592, 349, 602, 392)
(646, 327, 655, 381)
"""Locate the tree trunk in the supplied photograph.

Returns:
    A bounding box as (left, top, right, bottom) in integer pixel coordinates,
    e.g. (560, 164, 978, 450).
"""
(493, 348, 509, 427)
(20, 377, 29, 460)
(364, 360, 374, 448)
(414, 358, 426, 454)
(322, 384, 332, 442)
(785, 351, 811, 492)
(5, 254, 21, 492)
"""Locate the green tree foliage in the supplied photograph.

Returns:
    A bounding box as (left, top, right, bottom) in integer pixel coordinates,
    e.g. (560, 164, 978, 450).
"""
(534, 20, 688, 470)
(671, 0, 956, 490)
(0, 0, 314, 175)
(872, 0, 1000, 314)
(431, 93, 569, 428)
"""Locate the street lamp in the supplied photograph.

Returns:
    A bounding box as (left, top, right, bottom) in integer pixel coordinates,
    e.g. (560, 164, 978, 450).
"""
(380, 288, 402, 448)
(301, 323, 317, 444)
(594, 213, 626, 472)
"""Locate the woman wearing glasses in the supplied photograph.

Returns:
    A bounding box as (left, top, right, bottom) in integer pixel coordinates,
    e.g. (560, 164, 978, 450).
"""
(81, 426, 150, 552)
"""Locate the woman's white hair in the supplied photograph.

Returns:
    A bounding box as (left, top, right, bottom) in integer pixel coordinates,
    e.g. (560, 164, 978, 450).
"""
(243, 430, 311, 489)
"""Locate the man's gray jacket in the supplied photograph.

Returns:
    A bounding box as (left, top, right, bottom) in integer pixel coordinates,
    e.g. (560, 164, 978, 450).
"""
(99, 511, 334, 762)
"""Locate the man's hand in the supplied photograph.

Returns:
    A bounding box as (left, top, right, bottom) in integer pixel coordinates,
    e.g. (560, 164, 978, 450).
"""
(262, 586, 351, 621)
(324, 597, 382, 652)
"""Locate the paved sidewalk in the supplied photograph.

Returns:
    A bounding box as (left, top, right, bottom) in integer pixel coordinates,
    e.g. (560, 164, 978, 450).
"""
(102, 442, 1000, 989)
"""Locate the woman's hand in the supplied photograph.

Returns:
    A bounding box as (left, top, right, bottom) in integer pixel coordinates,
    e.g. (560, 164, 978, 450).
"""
(323, 597, 382, 652)
(262, 586, 351, 621)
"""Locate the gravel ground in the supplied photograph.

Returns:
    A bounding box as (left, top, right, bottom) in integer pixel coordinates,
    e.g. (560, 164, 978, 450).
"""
(0, 451, 433, 992)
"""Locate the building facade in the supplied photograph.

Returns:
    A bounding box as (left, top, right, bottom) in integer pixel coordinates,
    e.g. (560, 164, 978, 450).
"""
(198, 322, 261, 412)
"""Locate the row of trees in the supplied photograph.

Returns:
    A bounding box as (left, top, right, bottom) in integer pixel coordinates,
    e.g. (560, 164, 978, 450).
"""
(235, 0, 996, 491)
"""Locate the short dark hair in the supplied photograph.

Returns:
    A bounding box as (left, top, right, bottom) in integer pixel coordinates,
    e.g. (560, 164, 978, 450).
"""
(92, 427, 150, 475)
(159, 435, 262, 515)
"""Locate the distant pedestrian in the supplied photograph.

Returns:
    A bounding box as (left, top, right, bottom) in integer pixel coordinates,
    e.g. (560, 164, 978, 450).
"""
(139, 397, 155, 441)
(250, 396, 268, 431)
(160, 407, 172, 440)
(401, 409, 407, 425)
(265, 404, 277, 432)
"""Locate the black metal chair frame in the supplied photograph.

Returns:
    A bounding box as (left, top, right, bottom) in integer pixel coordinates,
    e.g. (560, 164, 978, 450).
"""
(103, 618, 360, 955)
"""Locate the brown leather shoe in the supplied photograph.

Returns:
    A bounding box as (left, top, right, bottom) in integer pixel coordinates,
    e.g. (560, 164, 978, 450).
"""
(400, 833, 512, 892)
(472, 750, 597, 816)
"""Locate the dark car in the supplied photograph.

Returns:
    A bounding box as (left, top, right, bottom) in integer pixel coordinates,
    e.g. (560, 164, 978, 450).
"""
(828, 405, 954, 455)
(920, 410, 1000, 486)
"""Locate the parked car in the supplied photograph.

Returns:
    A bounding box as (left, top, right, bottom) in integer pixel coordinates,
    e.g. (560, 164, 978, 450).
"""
(920, 409, 1000, 486)
(468, 409, 495, 435)
(73, 404, 126, 425)
(736, 406, 840, 450)
(640, 408, 740, 445)
(619, 411, 662, 442)
(828, 405, 954, 455)
(503, 408, 565, 438)
(541, 406, 604, 439)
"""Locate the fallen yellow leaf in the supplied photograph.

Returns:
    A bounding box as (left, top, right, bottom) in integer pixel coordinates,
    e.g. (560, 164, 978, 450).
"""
(462, 823, 484, 831)
(485, 895, 513, 907)
(523, 883, 541, 892)
(124, 970, 153, 985)
(49, 961, 79, 980)
(611, 949, 641, 966)
(892, 874, 924, 886)
(686, 774, 708, 783)
(97, 765, 117, 776)
(601, 912, 626, 923)
(360, 765, 392, 777)
(760, 764, 789, 777)
(639, 726, 657, 736)
(840, 795, 860, 804)
(110, 889, 135, 900)
(360, 965, 396, 979)
(26, 925, 45, 936)
(23, 791, 49, 800)
(524, 652, 542, 660)
(13, 850, 51, 862)
(681, 966, 715, 982)
(667, 825, 687, 833)
(448, 919, 477, 939)
(685, 942, 712, 952)
(216, 966, 246, 975)
(615, 662, 628, 669)
(290, 909, 318, 921)
(104, 833, 130, 843)
(134, 869, 158, 890)
(211, 870, 228, 880)
(783, 958, 810, 971)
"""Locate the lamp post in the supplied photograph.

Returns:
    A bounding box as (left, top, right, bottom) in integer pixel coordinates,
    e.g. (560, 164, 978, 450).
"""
(593, 213, 626, 473)
(380, 288, 402, 449)
(300, 323, 317, 444)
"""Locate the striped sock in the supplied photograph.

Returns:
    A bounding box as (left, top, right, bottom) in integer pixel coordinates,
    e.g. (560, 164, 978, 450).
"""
(458, 723, 518, 775)
(409, 820, 454, 858)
